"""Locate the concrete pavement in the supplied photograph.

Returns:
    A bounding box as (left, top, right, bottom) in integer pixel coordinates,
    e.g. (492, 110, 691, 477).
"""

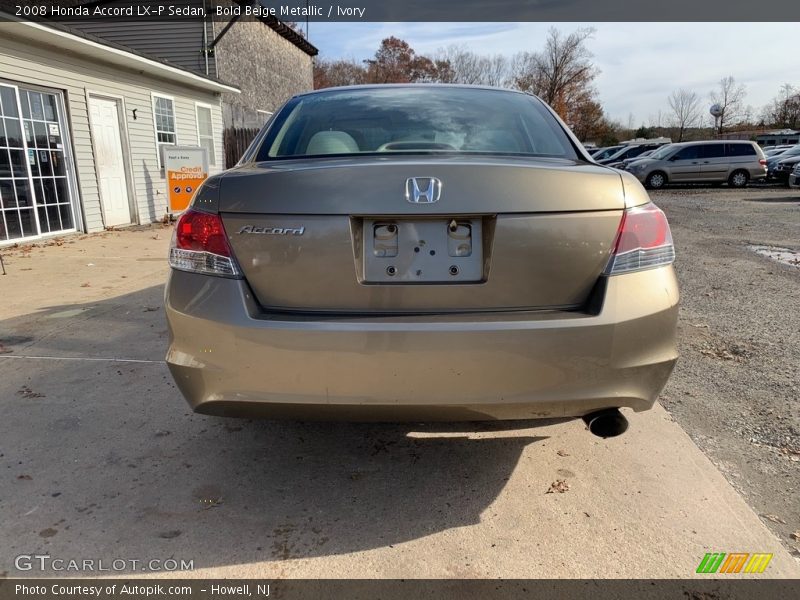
(0, 228, 797, 578)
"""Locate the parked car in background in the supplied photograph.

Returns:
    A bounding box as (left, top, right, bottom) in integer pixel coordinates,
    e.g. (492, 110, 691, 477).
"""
(610, 149, 659, 170)
(165, 84, 679, 428)
(625, 140, 766, 189)
(763, 144, 794, 158)
(773, 154, 800, 184)
(767, 145, 800, 178)
(591, 145, 624, 160)
(790, 162, 800, 189)
(597, 143, 667, 166)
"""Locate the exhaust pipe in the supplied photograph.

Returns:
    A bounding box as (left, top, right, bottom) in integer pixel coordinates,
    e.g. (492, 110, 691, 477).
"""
(583, 409, 629, 438)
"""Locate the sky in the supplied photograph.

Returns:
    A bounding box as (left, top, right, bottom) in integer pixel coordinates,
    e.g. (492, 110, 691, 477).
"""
(304, 22, 798, 127)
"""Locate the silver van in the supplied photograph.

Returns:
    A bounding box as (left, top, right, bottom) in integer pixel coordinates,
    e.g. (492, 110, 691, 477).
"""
(626, 141, 767, 189)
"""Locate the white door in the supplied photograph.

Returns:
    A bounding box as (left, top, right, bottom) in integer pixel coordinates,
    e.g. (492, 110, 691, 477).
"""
(88, 97, 131, 226)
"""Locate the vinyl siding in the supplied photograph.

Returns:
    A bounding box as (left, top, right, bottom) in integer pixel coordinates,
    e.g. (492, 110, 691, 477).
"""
(0, 27, 224, 232)
(68, 3, 215, 77)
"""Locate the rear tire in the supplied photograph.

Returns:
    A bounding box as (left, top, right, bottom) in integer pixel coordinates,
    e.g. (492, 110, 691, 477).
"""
(646, 171, 667, 189)
(728, 170, 749, 188)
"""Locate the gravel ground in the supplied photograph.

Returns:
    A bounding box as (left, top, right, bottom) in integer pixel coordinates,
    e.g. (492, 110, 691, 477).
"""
(651, 183, 800, 555)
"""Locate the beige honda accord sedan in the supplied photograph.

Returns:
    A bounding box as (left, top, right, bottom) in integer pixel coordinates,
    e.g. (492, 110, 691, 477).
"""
(165, 85, 678, 435)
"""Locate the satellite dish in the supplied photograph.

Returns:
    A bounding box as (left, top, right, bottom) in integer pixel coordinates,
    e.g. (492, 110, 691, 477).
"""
(709, 104, 723, 118)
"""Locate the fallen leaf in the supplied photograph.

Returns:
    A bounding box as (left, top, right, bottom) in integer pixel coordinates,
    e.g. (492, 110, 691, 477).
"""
(791, 531, 800, 541)
(17, 474, 32, 481)
(556, 450, 570, 457)
(546, 479, 570, 494)
(762, 514, 786, 525)
(80, 282, 91, 288)
(17, 386, 44, 399)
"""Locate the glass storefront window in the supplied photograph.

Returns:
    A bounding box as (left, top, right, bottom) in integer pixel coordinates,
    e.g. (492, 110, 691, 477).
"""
(0, 83, 76, 242)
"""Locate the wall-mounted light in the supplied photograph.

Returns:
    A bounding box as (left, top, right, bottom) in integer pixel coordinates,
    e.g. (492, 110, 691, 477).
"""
(132, 108, 138, 120)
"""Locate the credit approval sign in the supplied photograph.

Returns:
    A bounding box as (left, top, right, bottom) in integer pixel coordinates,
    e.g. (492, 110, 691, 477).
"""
(164, 146, 209, 214)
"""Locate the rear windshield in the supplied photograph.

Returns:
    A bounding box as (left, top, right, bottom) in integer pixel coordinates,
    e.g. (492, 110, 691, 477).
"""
(255, 87, 578, 161)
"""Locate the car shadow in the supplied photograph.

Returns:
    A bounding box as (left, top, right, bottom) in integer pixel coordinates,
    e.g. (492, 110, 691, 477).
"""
(0, 285, 562, 575)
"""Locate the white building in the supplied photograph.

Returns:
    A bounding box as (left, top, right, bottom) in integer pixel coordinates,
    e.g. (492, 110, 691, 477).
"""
(0, 19, 239, 245)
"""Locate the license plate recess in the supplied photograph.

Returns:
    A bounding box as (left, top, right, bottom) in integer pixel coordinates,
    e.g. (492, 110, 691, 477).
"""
(363, 218, 483, 283)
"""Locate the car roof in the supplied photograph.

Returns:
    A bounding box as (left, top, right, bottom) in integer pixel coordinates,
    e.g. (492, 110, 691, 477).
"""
(675, 140, 752, 146)
(291, 83, 532, 100)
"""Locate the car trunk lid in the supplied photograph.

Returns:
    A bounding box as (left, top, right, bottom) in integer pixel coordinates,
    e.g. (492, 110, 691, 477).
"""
(219, 156, 625, 313)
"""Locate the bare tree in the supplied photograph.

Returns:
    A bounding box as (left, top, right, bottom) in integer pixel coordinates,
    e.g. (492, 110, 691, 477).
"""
(435, 46, 480, 84)
(710, 76, 747, 134)
(510, 28, 597, 113)
(667, 89, 702, 141)
(509, 28, 606, 141)
(761, 83, 800, 129)
(435, 46, 511, 86)
(483, 54, 511, 87)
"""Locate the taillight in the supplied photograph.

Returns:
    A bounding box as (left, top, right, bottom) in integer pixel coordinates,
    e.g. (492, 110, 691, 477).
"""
(759, 159, 767, 166)
(168, 209, 240, 277)
(604, 203, 675, 275)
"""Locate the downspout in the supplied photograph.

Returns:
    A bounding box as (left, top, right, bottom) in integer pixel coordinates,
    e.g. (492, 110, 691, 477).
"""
(202, 0, 210, 76)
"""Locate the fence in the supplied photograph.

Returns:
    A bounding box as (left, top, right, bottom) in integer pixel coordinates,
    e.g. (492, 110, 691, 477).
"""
(224, 127, 260, 168)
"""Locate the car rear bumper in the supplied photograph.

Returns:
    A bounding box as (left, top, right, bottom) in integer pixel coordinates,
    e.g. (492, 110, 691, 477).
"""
(164, 268, 679, 421)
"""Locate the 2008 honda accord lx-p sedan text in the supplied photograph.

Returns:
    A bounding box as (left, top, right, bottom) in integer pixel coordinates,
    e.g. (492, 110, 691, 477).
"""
(165, 85, 679, 435)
